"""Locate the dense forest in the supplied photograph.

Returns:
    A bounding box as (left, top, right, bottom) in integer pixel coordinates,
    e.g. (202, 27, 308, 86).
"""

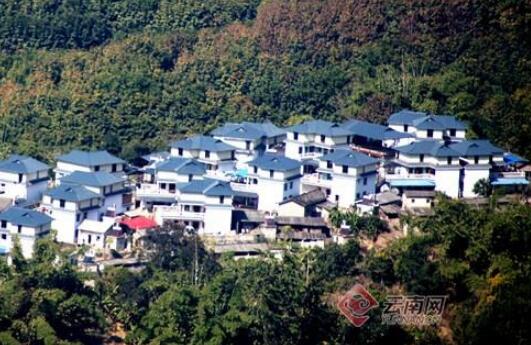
(0, 0, 529, 162)
(1, 198, 530, 344)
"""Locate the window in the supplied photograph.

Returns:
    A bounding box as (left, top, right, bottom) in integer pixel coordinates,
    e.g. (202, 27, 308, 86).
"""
(253, 166, 258, 174)
(427, 129, 434, 138)
(327, 161, 332, 169)
(363, 177, 367, 185)
(404, 124, 409, 132)
(96, 236, 100, 241)
(419, 154, 424, 163)
(320, 134, 325, 143)
(489, 155, 493, 164)
(298, 147, 303, 154)
(88, 234, 92, 244)
(269, 170, 274, 178)
(59, 199, 65, 208)
(246, 141, 251, 150)
(83, 212, 87, 219)
(356, 193, 360, 199)
(18, 174, 23, 183)
(411, 199, 415, 203)
(447, 157, 452, 164)
(184, 205, 190, 211)
(0, 220, 6, 228)
(112, 164, 117, 172)
(76, 214, 80, 222)
(1, 234, 6, 240)
(289, 182, 293, 189)
(231, 151, 235, 160)
(347, 136, 351, 144)
(95, 165, 100, 172)
(335, 195, 339, 202)
(294, 132, 299, 140)
(449, 128, 456, 136)
(178, 148, 183, 156)
(188, 174, 193, 182)
(160, 183, 167, 190)
(205, 150, 210, 158)
(474, 156, 479, 164)
(17, 225, 22, 234)
(284, 183, 288, 191)
(219, 196, 225, 204)
(342, 165, 348, 173)
(309, 146, 315, 153)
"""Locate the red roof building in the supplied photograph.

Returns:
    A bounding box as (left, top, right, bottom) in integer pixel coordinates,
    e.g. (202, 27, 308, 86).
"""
(120, 216, 158, 231)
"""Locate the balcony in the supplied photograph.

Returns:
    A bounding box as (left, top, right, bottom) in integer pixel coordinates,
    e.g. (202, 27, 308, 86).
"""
(385, 173, 435, 180)
(153, 205, 205, 223)
(302, 173, 333, 188)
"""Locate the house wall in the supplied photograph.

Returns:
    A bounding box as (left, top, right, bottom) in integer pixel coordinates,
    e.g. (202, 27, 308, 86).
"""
(77, 230, 106, 249)
(402, 196, 433, 209)
(0, 222, 51, 258)
(203, 204, 233, 235)
(462, 167, 490, 198)
(278, 202, 306, 217)
(415, 129, 444, 139)
(434, 168, 461, 198)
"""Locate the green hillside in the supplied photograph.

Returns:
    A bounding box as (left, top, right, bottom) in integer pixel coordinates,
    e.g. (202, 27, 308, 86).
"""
(0, 0, 529, 161)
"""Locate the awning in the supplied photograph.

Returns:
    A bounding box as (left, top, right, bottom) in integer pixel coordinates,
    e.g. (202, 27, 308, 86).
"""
(388, 179, 435, 188)
(503, 153, 528, 165)
(491, 178, 529, 186)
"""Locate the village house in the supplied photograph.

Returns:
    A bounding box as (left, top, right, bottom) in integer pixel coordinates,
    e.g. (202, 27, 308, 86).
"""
(0, 155, 49, 204)
(278, 189, 327, 218)
(211, 121, 286, 167)
(388, 109, 467, 141)
(55, 149, 126, 179)
(77, 218, 116, 250)
(170, 135, 237, 176)
(0, 206, 52, 259)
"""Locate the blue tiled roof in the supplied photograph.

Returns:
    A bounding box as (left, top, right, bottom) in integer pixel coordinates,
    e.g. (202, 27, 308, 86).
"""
(60, 171, 124, 187)
(248, 154, 301, 172)
(342, 120, 413, 140)
(0, 206, 52, 228)
(388, 109, 467, 130)
(170, 135, 236, 152)
(177, 179, 233, 196)
(44, 184, 100, 202)
(156, 158, 206, 175)
(491, 177, 529, 186)
(395, 140, 461, 157)
(0, 154, 49, 174)
(320, 149, 379, 167)
(287, 120, 351, 137)
(57, 150, 124, 166)
(450, 140, 504, 156)
(211, 121, 285, 140)
(389, 179, 436, 188)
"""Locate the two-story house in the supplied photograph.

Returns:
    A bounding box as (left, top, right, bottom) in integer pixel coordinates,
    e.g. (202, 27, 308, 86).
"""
(304, 149, 379, 208)
(388, 109, 467, 141)
(247, 154, 302, 211)
(60, 171, 132, 215)
(0, 155, 49, 203)
(211, 121, 286, 166)
(389, 140, 462, 198)
(0, 206, 52, 258)
(153, 179, 234, 236)
(55, 150, 126, 179)
(41, 184, 103, 244)
(170, 135, 237, 175)
(284, 120, 351, 163)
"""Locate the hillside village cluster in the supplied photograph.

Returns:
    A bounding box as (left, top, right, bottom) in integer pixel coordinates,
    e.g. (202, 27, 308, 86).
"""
(0, 110, 529, 262)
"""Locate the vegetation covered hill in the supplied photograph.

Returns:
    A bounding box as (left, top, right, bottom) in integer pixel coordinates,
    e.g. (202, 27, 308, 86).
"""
(0, 0, 529, 161)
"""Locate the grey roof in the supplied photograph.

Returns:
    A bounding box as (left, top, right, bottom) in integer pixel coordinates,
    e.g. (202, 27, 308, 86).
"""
(279, 189, 327, 207)
(450, 140, 504, 156)
(287, 120, 351, 136)
(395, 140, 461, 157)
(248, 154, 301, 172)
(0, 206, 52, 228)
(170, 135, 236, 152)
(403, 190, 436, 198)
(376, 191, 401, 205)
(211, 121, 285, 140)
(60, 171, 124, 187)
(342, 120, 413, 140)
(388, 109, 467, 130)
(44, 184, 100, 202)
(178, 179, 233, 197)
(275, 216, 328, 228)
(57, 150, 124, 166)
(320, 149, 379, 167)
(156, 158, 206, 175)
(0, 155, 49, 174)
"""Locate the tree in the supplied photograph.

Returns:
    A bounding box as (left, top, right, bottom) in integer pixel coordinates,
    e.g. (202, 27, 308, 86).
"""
(473, 178, 492, 197)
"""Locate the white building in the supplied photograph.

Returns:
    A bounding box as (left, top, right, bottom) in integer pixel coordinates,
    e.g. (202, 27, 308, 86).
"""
(77, 218, 116, 250)
(170, 135, 237, 175)
(247, 154, 302, 212)
(0, 155, 49, 204)
(55, 149, 126, 179)
(211, 121, 286, 167)
(0, 206, 53, 258)
(41, 184, 103, 244)
(389, 140, 462, 198)
(450, 140, 505, 198)
(59, 171, 132, 215)
(153, 179, 234, 236)
(388, 109, 467, 141)
(284, 120, 351, 162)
(303, 149, 379, 208)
